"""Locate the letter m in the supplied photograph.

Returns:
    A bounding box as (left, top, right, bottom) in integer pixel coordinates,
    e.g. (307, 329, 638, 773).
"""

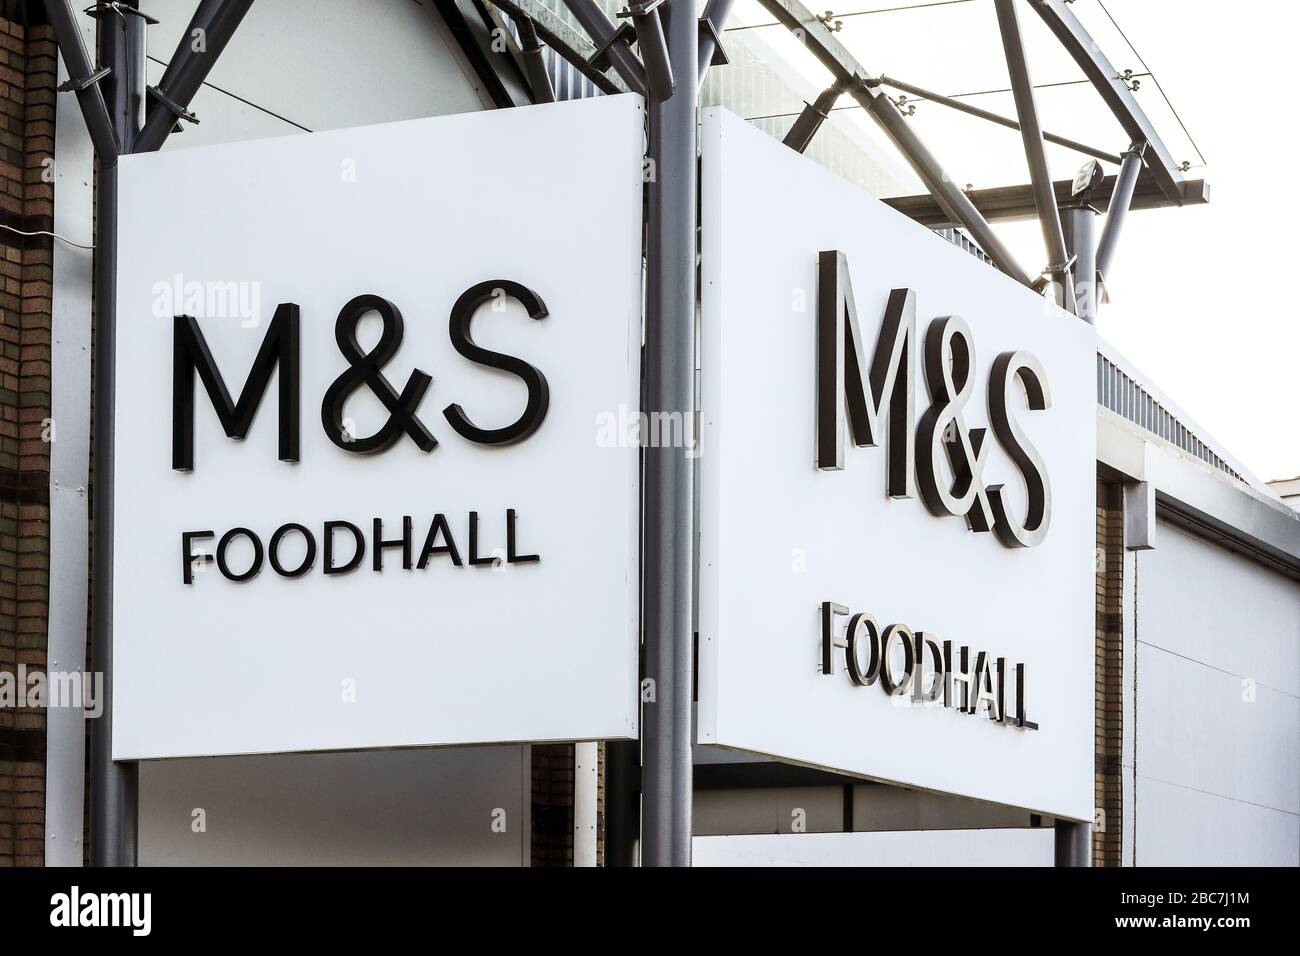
(816, 250, 915, 497)
(172, 304, 300, 471)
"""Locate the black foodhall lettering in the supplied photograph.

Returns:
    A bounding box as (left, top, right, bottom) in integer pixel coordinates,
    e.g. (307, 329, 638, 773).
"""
(180, 510, 539, 584)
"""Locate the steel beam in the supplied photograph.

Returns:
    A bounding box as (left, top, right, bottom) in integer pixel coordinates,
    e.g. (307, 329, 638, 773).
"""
(756, 0, 1032, 287)
(875, 75, 1122, 165)
(1029, 0, 1186, 203)
(853, 81, 1033, 285)
(43, 0, 118, 161)
(641, 0, 696, 868)
(563, 0, 649, 96)
(438, 0, 534, 109)
(885, 172, 1209, 226)
(1096, 142, 1146, 292)
(782, 84, 840, 153)
(134, 0, 254, 152)
(620, 1, 674, 101)
(698, 0, 736, 84)
(94, 2, 150, 154)
(994, 0, 1074, 311)
(514, 16, 556, 103)
(754, 0, 866, 83)
(487, 0, 629, 94)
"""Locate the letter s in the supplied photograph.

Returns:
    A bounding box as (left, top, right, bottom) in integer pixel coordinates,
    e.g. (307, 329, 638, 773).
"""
(442, 280, 549, 445)
(987, 350, 1051, 548)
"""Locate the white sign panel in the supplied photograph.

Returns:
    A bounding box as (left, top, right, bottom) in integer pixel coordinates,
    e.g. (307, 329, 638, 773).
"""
(698, 108, 1096, 821)
(114, 96, 644, 759)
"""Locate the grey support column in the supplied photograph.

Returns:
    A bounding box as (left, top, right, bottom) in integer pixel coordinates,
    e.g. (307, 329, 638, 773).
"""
(641, 0, 697, 868)
(1054, 819, 1093, 866)
(1096, 142, 1147, 294)
(1061, 203, 1098, 323)
(88, 0, 149, 869)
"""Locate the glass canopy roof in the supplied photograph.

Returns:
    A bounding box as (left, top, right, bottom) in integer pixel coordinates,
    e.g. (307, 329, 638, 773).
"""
(707, 0, 1204, 199)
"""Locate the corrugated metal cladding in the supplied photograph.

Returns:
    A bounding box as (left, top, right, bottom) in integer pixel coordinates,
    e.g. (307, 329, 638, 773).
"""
(545, 45, 602, 100)
(498, 4, 603, 101)
(1097, 354, 1243, 482)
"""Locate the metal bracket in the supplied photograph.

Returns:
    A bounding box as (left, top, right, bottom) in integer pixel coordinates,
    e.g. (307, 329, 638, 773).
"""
(1044, 253, 1078, 275)
(1124, 139, 1150, 161)
(84, 2, 160, 24)
(587, 20, 636, 72)
(697, 15, 729, 68)
(146, 84, 199, 128)
(56, 65, 110, 93)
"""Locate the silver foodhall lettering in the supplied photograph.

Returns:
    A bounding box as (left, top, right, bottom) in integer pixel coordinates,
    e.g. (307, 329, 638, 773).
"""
(820, 602, 1038, 730)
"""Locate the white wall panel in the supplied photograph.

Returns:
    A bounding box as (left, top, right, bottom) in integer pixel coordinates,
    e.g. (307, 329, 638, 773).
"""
(1135, 519, 1300, 864)
(1141, 522, 1300, 696)
(1134, 776, 1298, 867)
(1138, 644, 1298, 816)
(694, 829, 1054, 867)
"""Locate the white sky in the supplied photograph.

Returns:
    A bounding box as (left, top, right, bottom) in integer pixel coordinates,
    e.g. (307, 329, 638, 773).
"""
(729, 0, 1299, 484)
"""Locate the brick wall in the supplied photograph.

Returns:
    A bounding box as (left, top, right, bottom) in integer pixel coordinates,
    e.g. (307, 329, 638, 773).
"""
(1094, 480, 1124, 866)
(0, 7, 55, 868)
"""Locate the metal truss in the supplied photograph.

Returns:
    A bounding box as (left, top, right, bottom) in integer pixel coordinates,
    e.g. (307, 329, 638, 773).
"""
(754, 0, 1033, 287)
(484, 0, 634, 95)
(748, 0, 1209, 315)
(1030, 0, 1187, 203)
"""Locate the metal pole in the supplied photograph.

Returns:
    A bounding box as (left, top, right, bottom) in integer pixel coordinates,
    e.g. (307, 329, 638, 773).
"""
(621, 2, 674, 101)
(850, 81, 1034, 288)
(1061, 203, 1098, 324)
(43, 0, 117, 160)
(698, 0, 736, 84)
(875, 74, 1122, 165)
(1054, 819, 1093, 866)
(84, 0, 147, 869)
(1029, 0, 1185, 203)
(133, 0, 254, 153)
(783, 84, 840, 153)
(641, 0, 696, 868)
(563, 0, 648, 96)
(994, 0, 1074, 313)
(514, 17, 556, 103)
(88, 161, 138, 868)
(1095, 142, 1146, 290)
